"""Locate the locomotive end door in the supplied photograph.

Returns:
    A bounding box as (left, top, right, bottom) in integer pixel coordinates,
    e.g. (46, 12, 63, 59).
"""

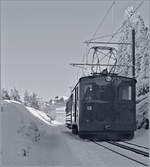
(116, 80, 136, 131)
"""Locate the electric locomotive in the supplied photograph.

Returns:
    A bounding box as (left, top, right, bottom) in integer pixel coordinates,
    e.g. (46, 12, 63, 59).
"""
(65, 72, 136, 140)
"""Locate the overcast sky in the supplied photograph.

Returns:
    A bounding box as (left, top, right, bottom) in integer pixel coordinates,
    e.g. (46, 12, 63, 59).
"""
(1, 0, 149, 100)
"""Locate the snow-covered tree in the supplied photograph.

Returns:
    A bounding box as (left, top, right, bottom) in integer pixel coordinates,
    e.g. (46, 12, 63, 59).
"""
(30, 92, 40, 110)
(10, 88, 21, 102)
(38, 98, 47, 111)
(1, 88, 10, 100)
(23, 91, 31, 106)
(116, 7, 149, 93)
(116, 7, 149, 129)
(49, 99, 54, 105)
(43, 102, 56, 121)
(137, 28, 150, 96)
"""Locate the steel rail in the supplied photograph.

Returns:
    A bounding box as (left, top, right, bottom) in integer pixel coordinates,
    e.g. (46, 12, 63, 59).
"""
(121, 141, 149, 150)
(91, 140, 148, 166)
(107, 141, 149, 157)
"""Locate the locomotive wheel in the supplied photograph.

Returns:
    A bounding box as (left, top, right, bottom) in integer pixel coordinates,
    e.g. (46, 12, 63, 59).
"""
(79, 134, 87, 139)
(72, 125, 78, 135)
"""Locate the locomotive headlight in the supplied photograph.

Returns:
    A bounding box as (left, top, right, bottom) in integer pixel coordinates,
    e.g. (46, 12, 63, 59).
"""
(87, 105, 92, 111)
(106, 76, 112, 82)
(86, 119, 90, 123)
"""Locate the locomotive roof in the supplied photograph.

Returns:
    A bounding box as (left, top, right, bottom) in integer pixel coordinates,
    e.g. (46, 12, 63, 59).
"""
(79, 74, 136, 81)
(71, 74, 136, 93)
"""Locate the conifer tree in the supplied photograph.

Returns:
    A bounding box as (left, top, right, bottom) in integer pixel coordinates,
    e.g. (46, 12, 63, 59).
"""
(1, 88, 10, 100)
(10, 88, 21, 102)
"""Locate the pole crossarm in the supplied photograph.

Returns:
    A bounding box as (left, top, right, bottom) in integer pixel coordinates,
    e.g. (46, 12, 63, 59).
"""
(91, 46, 116, 51)
(70, 63, 133, 68)
(84, 41, 132, 45)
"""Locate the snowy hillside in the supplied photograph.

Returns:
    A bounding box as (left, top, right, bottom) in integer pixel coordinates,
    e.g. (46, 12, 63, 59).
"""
(136, 95, 149, 129)
(1, 100, 59, 165)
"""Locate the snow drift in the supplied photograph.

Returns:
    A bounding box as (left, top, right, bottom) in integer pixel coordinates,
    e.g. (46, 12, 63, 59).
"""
(1, 100, 57, 165)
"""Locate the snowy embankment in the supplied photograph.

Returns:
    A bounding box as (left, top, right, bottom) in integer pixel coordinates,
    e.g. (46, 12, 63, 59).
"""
(136, 94, 149, 128)
(133, 94, 149, 147)
(0, 100, 58, 165)
(130, 129, 149, 147)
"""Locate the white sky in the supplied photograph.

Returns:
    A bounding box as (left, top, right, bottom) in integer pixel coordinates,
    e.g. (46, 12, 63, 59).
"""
(1, 0, 150, 100)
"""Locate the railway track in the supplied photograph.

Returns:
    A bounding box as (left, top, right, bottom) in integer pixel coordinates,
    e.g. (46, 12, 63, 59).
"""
(121, 141, 149, 150)
(107, 141, 149, 157)
(90, 139, 149, 166)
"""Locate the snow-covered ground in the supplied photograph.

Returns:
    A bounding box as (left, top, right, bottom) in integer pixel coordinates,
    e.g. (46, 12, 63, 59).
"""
(130, 129, 149, 147)
(0, 100, 149, 166)
(55, 107, 66, 124)
(136, 95, 149, 128)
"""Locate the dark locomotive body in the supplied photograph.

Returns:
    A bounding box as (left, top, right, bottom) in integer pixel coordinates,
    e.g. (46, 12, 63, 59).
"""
(66, 74, 136, 140)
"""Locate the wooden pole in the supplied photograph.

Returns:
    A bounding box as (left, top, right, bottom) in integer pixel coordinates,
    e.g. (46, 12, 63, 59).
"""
(132, 29, 135, 79)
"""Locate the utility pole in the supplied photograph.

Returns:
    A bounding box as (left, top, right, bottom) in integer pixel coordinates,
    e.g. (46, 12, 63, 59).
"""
(132, 29, 135, 79)
(132, 29, 136, 130)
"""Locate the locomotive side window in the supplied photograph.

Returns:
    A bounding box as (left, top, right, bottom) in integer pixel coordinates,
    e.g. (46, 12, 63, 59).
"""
(84, 84, 92, 101)
(68, 95, 73, 111)
(119, 85, 132, 100)
(76, 86, 79, 101)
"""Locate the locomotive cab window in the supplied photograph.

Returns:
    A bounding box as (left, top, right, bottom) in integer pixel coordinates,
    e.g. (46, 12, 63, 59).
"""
(83, 82, 114, 101)
(119, 85, 132, 100)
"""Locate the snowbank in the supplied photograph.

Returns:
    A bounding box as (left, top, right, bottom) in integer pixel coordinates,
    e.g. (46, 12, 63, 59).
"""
(0, 100, 57, 165)
(136, 95, 149, 128)
(131, 129, 149, 147)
